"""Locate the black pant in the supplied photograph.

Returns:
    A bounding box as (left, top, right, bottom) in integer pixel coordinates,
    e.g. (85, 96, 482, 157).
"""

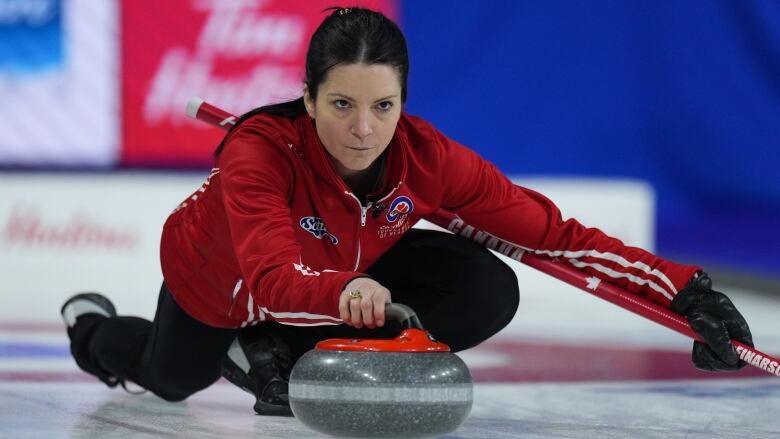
(68, 229, 519, 402)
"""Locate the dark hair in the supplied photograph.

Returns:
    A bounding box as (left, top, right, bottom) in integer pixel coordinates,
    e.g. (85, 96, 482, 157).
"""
(215, 7, 409, 156)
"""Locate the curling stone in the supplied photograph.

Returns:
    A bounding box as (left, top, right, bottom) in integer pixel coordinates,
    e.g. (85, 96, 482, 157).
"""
(289, 303, 473, 438)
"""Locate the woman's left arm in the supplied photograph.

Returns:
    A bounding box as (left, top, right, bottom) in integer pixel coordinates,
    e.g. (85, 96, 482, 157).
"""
(436, 133, 694, 306)
(433, 129, 752, 371)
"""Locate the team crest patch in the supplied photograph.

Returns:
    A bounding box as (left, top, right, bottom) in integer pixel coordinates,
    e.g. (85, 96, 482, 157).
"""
(299, 216, 338, 245)
(386, 196, 414, 223)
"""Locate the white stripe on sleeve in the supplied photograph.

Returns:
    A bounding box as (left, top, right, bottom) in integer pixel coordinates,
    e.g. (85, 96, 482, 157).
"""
(481, 235, 677, 299)
(260, 307, 342, 323)
(530, 249, 677, 295)
(568, 259, 674, 301)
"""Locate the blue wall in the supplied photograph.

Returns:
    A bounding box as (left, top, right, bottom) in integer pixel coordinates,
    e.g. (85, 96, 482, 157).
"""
(401, 0, 780, 276)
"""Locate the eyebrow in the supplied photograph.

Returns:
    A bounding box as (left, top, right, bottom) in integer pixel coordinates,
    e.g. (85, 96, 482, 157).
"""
(327, 93, 399, 103)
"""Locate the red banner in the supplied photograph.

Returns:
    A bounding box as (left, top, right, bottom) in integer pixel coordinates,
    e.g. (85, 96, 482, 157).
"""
(121, 0, 397, 167)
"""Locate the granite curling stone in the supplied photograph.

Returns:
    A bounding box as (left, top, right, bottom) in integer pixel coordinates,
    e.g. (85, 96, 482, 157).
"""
(289, 303, 473, 438)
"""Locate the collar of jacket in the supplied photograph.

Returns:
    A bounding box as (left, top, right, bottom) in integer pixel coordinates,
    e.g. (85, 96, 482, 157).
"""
(294, 114, 408, 202)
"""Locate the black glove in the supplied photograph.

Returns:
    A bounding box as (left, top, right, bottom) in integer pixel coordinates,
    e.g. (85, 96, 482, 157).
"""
(671, 272, 753, 372)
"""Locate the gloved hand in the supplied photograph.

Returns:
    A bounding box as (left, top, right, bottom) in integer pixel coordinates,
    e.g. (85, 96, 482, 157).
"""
(671, 272, 753, 372)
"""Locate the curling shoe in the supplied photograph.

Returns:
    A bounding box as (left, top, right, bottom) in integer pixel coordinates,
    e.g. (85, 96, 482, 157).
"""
(61, 292, 122, 388)
(221, 331, 294, 416)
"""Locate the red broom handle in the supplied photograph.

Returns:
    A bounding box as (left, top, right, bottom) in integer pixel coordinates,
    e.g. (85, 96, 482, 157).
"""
(186, 97, 780, 377)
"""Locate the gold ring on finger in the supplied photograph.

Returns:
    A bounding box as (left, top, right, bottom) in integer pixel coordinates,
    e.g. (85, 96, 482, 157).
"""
(348, 290, 362, 300)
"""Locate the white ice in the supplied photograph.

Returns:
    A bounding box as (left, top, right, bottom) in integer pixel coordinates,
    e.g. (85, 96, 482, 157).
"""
(2, 251, 779, 438)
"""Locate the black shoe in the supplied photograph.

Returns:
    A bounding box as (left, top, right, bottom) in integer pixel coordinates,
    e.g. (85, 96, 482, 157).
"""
(61, 292, 122, 388)
(221, 330, 294, 416)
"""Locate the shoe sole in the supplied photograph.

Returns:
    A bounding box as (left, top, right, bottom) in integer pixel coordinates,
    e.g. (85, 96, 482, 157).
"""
(61, 293, 117, 328)
(254, 400, 294, 417)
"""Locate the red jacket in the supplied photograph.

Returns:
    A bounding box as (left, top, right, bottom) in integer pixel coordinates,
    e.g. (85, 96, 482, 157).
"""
(160, 112, 699, 328)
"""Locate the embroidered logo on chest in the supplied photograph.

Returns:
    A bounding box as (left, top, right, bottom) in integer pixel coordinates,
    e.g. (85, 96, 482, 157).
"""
(378, 196, 414, 239)
(299, 216, 339, 245)
(385, 196, 414, 223)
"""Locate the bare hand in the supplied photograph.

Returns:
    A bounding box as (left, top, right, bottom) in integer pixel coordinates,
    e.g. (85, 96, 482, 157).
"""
(339, 278, 392, 329)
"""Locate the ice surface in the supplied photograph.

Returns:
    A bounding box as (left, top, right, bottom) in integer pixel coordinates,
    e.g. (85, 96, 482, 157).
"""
(2, 260, 778, 438)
